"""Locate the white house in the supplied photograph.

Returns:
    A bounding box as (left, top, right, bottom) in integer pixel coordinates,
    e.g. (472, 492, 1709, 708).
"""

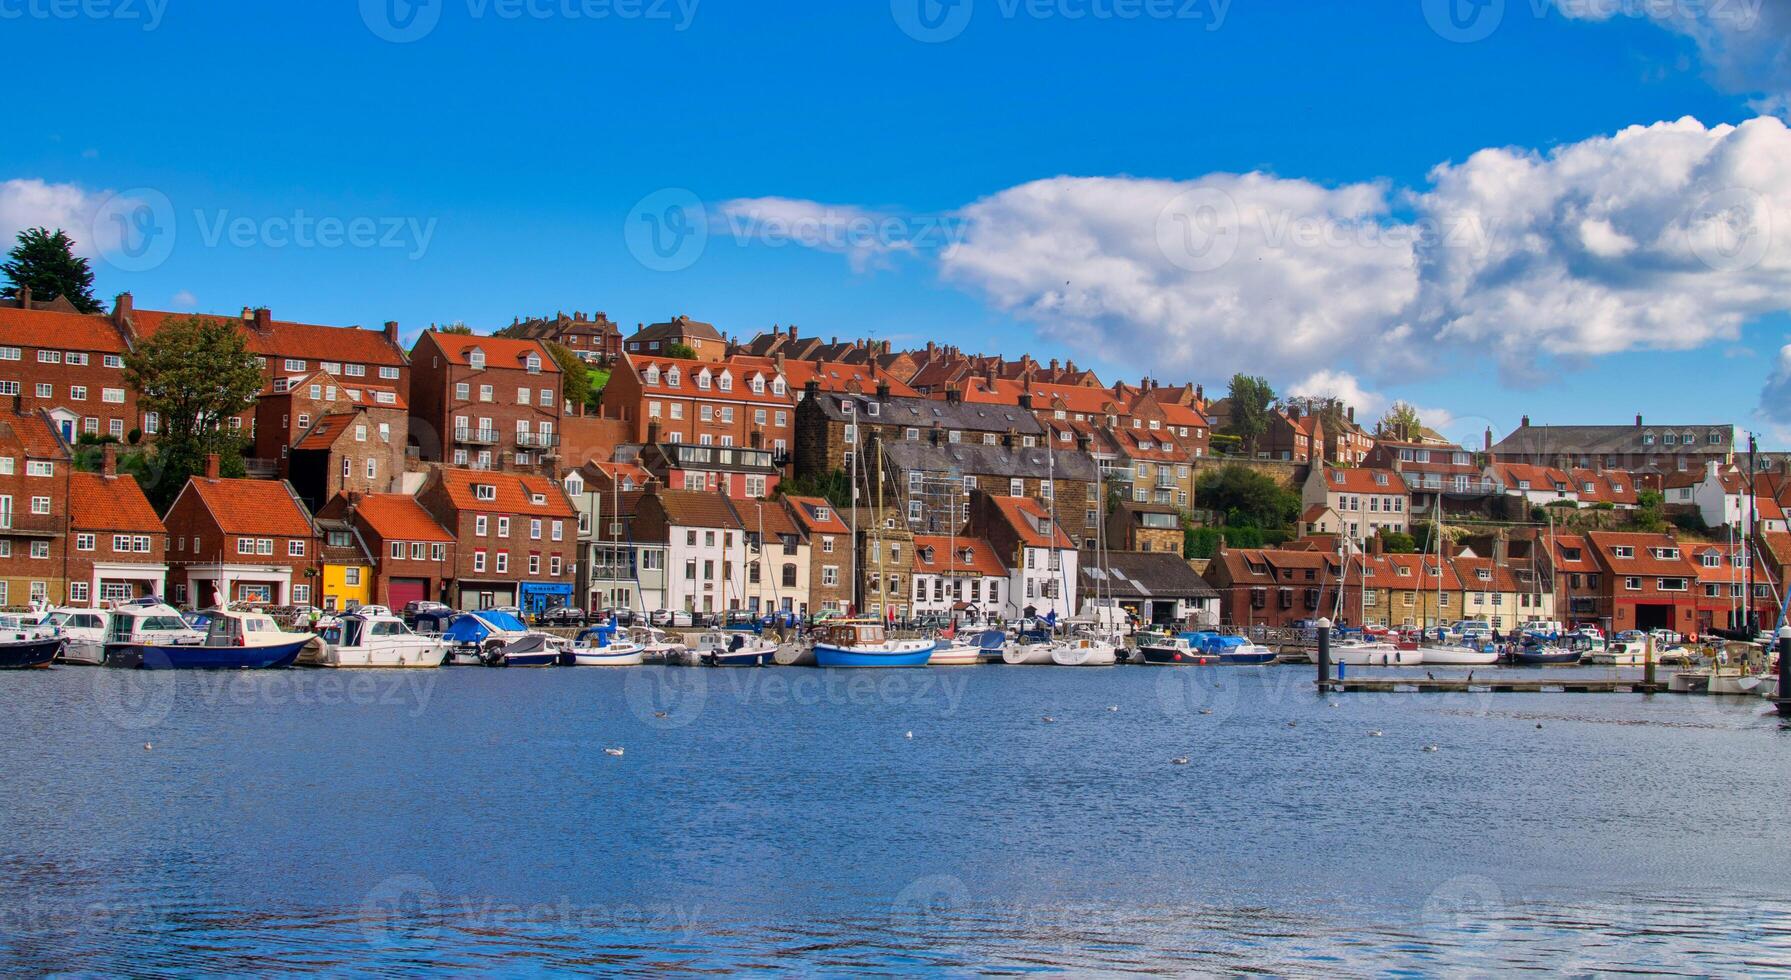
(637, 488, 747, 615)
(1691, 461, 1788, 532)
(1485, 462, 1579, 507)
(910, 535, 1009, 619)
(740, 499, 810, 616)
(972, 495, 1079, 621)
(1300, 466, 1410, 544)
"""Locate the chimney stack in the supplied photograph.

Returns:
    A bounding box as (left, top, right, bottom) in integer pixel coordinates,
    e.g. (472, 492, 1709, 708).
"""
(101, 443, 118, 477)
(384, 321, 399, 346)
(253, 307, 272, 331)
(1371, 534, 1384, 556)
(1521, 415, 1531, 428)
(113, 291, 133, 326)
(1636, 413, 1644, 428)
(204, 454, 221, 480)
(876, 379, 891, 400)
(647, 420, 662, 445)
(15, 285, 30, 309)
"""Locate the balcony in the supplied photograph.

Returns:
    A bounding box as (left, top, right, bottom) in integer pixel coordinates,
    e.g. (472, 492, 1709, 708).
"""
(0, 513, 63, 537)
(454, 428, 500, 446)
(516, 431, 560, 450)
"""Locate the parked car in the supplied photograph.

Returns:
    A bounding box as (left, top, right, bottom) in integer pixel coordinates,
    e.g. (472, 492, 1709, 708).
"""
(538, 606, 586, 627)
(402, 600, 453, 626)
(669, 610, 695, 628)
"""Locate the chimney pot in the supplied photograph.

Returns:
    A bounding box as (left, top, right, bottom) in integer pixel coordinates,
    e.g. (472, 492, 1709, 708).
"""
(1521, 415, 1531, 428)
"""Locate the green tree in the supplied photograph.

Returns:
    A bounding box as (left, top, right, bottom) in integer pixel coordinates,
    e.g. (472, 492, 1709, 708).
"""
(544, 342, 592, 411)
(124, 316, 263, 509)
(1222, 374, 1276, 454)
(1378, 530, 1417, 554)
(663, 341, 698, 359)
(1632, 489, 1666, 532)
(436, 322, 475, 335)
(1195, 465, 1300, 529)
(2, 227, 101, 313)
(775, 469, 852, 509)
(1379, 401, 1422, 441)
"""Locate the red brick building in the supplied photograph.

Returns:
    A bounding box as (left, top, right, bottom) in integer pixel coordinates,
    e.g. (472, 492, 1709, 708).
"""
(66, 448, 168, 605)
(785, 495, 852, 615)
(409, 332, 563, 472)
(163, 457, 320, 609)
(1584, 531, 1699, 637)
(1207, 546, 1344, 629)
(604, 354, 797, 458)
(0, 402, 73, 607)
(253, 368, 408, 481)
(320, 492, 456, 610)
(497, 310, 622, 363)
(286, 409, 405, 513)
(622, 315, 726, 362)
(415, 467, 576, 612)
(0, 290, 140, 444)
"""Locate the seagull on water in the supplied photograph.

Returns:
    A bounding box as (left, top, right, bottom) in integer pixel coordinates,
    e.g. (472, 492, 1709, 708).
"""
(1423, 745, 1439, 753)
(1199, 708, 1214, 715)
(1107, 705, 1119, 712)
(1368, 730, 1383, 737)
(905, 731, 913, 739)
(604, 748, 625, 757)
(1042, 716, 1056, 723)
(1171, 757, 1189, 766)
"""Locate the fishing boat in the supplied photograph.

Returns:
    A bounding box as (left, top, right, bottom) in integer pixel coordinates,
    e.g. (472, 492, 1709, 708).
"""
(693, 630, 778, 667)
(1049, 627, 1119, 666)
(812, 620, 935, 668)
(300, 609, 448, 668)
(564, 624, 645, 666)
(105, 608, 313, 670)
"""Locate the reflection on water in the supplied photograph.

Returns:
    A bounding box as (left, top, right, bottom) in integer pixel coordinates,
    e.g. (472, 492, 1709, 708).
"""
(2, 665, 1787, 974)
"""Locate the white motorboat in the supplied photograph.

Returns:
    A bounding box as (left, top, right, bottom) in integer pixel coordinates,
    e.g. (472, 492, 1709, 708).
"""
(90, 599, 205, 666)
(1002, 638, 1056, 665)
(928, 638, 981, 666)
(1420, 644, 1499, 666)
(627, 626, 688, 664)
(773, 639, 816, 666)
(692, 630, 778, 667)
(1049, 630, 1119, 666)
(45, 607, 108, 664)
(300, 610, 447, 668)
(565, 625, 645, 666)
(1308, 639, 1423, 667)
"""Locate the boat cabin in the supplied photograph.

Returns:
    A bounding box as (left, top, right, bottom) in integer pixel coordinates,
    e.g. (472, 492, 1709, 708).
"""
(322, 613, 420, 648)
(201, 610, 289, 646)
(103, 602, 204, 645)
(817, 621, 888, 647)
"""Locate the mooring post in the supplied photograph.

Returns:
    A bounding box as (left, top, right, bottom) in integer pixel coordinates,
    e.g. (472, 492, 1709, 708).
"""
(1316, 617, 1332, 693)
(1643, 631, 1656, 691)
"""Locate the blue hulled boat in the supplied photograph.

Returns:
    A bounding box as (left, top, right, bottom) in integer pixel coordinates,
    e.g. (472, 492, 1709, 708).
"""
(812, 621, 935, 668)
(106, 609, 313, 670)
(1176, 631, 1278, 665)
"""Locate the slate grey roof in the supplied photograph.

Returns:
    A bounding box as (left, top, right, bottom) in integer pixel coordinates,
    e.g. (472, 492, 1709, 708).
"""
(1077, 551, 1218, 599)
(814, 393, 1043, 435)
(882, 440, 1098, 482)
(1491, 423, 1733, 457)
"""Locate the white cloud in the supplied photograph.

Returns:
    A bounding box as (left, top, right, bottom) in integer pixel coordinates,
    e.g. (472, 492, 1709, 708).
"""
(1554, 0, 1791, 113)
(171, 289, 198, 308)
(714, 197, 942, 273)
(1287, 369, 1458, 438)
(0, 178, 105, 253)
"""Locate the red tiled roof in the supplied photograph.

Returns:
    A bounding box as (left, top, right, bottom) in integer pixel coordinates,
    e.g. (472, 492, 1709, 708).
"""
(188, 478, 315, 537)
(626, 354, 797, 405)
(130, 309, 406, 366)
(780, 359, 918, 397)
(293, 412, 361, 451)
(652, 488, 742, 529)
(266, 370, 408, 410)
(0, 306, 129, 353)
(989, 495, 1073, 548)
(0, 408, 69, 458)
(912, 535, 1008, 576)
(353, 494, 453, 543)
(424, 331, 557, 370)
(1586, 531, 1697, 576)
(1550, 533, 1598, 572)
(1299, 504, 1336, 523)
(1318, 467, 1405, 494)
(437, 468, 575, 517)
(785, 495, 849, 533)
(69, 472, 162, 533)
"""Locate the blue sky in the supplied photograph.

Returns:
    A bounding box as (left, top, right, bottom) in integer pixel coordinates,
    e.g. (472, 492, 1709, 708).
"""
(5, 0, 1791, 447)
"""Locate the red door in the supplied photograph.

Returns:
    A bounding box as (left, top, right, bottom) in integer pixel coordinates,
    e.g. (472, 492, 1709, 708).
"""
(387, 578, 427, 610)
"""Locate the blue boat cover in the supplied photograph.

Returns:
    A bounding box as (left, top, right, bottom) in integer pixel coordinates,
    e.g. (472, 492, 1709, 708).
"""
(443, 610, 527, 644)
(974, 629, 1007, 651)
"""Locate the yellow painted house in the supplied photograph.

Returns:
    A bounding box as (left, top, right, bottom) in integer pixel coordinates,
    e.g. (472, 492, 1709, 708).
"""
(317, 516, 373, 611)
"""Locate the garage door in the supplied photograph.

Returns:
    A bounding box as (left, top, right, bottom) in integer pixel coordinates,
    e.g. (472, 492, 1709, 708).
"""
(387, 578, 427, 610)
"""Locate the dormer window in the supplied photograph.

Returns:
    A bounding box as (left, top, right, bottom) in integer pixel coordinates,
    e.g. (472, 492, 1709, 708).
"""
(525, 354, 541, 374)
(840, 400, 854, 414)
(1612, 545, 1634, 559)
(750, 376, 765, 394)
(696, 371, 711, 390)
(645, 366, 660, 385)
(531, 493, 546, 505)
(468, 349, 486, 371)
(717, 372, 732, 391)
(1654, 547, 1679, 561)
(814, 506, 830, 521)
(1476, 569, 1492, 581)
(1642, 432, 1655, 445)
(474, 484, 497, 501)
(866, 403, 880, 417)
(1374, 473, 1388, 486)
(666, 368, 681, 387)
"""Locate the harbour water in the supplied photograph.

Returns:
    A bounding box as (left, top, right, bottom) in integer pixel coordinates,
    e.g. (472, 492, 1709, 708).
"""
(2, 664, 1788, 975)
